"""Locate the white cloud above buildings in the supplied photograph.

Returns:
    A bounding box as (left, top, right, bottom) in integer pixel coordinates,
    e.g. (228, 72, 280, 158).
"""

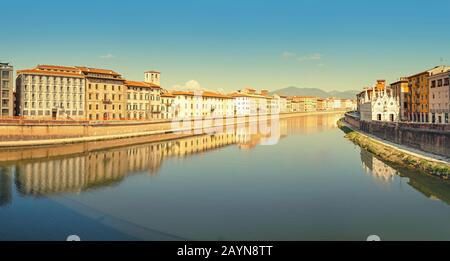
(100, 53, 115, 59)
(172, 80, 204, 91)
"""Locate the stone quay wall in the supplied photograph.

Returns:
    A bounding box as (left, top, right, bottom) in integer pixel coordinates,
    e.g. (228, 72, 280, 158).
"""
(344, 113, 450, 157)
(0, 111, 346, 142)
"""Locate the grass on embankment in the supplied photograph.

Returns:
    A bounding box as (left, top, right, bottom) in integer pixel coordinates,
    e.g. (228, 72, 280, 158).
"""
(337, 119, 450, 179)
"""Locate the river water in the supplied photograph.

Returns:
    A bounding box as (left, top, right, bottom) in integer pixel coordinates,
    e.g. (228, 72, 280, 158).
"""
(0, 113, 449, 240)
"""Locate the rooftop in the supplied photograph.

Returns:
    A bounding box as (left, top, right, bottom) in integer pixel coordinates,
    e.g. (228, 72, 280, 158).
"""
(16, 68, 84, 78)
(124, 80, 160, 88)
(76, 66, 121, 76)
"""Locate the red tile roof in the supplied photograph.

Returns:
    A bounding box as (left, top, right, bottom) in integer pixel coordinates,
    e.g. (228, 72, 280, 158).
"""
(124, 80, 160, 88)
(16, 69, 84, 78)
(161, 92, 175, 97)
(172, 90, 232, 99)
(37, 64, 79, 72)
(76, 66, 121, 76)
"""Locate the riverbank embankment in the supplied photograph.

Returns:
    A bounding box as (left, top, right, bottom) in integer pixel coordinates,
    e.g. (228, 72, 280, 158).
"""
(0, 110, 345, 148)
(338, 119, 450, 179)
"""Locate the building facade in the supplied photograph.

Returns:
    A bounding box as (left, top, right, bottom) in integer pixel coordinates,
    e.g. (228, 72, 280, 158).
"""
(0, 63, 14, 117)
(144, 71, 161, 119)
(316, 98, 326, 111)
(408, 66, 450, 123)
(429, 69, 450, 124)
(172, 90, 234, 118)
(79, 67, 126, 120)
(124, 81, 153, 120)
(160, 92, 175, 119)
(390, 78, 410, 121)
(15, 65, 85, 119)
(359, 88, 400, 122)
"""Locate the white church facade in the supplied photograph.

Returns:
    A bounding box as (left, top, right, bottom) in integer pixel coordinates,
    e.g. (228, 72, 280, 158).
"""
(359, 88, 400, 122)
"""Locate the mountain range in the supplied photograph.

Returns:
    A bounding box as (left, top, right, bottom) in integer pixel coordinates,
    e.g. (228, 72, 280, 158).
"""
(269, 86, 359, 99)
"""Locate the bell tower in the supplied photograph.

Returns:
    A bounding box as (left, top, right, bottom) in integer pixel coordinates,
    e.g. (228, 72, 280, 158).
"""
(144, 70, 160, 86)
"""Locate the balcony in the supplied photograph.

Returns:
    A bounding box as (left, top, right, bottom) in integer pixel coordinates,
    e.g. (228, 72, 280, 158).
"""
(102, 99, 112, 104)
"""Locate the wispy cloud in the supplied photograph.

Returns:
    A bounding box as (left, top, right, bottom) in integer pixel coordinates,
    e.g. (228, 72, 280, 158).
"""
(297, 53, 322, 62)
(281, 51, 323, 63)
(172, 80, 204, 91)
(281, 51, 296, 59)
(100, 53, 115, 59)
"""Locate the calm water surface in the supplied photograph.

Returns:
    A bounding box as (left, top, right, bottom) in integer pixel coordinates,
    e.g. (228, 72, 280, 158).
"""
(0, 113, 449, 240)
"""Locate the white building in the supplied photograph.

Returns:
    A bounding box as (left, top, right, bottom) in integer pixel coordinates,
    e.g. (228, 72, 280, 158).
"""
(278, 95, 288, 113)
(332, 98, 342, 110)
(15, 65, 86, 119)
(144, 71, 161, 119)
(232, 93, 252, 116)
(429, 70, 450, 124)
(160, 91, 175, 119)
(232, 88, 268, 116)
(359, 88, 400, 122)
(172, 90, 234, 119)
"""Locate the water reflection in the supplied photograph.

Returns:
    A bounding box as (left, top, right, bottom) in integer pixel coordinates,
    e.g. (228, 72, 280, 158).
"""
(1, 113, 449, 206)
(0, 166, 13, 206)
(360, 148, 450, 205)
(1, 113, 449, 240)
(0, 114, 341, 202)
(360, 149, 396, 183)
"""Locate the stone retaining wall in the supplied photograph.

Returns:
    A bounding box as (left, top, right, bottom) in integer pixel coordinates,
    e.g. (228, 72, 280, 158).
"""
(344, 113, 450, 157)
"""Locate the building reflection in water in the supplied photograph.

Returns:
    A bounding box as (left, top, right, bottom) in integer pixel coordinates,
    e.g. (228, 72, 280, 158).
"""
(0, 166, 13, 206)
(0, 114, 343, 202)
(359, 148, 450, 205)
(360, 149, 397, 183)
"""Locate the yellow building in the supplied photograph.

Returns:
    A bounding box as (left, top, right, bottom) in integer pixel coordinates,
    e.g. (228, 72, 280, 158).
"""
(292, 96, 317, 112)
(124, 80, 154, 120)
(390, 78, 410, 121)
(78, 67, 126, 120)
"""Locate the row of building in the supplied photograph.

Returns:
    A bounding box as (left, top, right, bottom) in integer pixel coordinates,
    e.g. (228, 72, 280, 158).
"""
(0, 63, 356, 121)
(356, 65, 450, 124)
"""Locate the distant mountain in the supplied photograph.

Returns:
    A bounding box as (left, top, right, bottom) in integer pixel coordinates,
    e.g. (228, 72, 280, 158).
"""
(270, 86, 358, 99)
(269, 86, 329, 97)
(327, 90, 360, 99)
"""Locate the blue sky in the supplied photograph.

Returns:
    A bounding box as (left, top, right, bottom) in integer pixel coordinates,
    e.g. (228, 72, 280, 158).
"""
(1, 0, 449, 92)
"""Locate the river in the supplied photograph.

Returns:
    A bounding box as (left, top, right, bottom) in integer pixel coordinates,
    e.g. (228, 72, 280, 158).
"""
(0, 113, 449, 240)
